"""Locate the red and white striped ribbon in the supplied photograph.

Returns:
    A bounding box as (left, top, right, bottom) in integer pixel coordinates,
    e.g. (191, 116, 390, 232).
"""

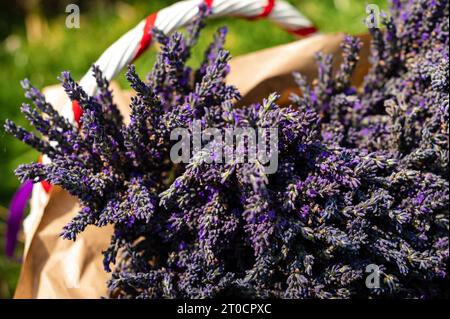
(63, 0, 316, 124)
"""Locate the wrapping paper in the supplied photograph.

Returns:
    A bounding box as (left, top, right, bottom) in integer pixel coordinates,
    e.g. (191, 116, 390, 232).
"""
(14, 33, 371, 298)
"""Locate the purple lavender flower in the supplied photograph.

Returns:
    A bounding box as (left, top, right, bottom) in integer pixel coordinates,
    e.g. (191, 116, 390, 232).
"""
(5, 1, 449, 298)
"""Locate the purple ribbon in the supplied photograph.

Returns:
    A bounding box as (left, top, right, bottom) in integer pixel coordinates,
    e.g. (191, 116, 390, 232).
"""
(5, 180, 33, 258)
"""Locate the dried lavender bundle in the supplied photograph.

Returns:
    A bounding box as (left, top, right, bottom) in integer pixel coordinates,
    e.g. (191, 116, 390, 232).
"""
(6, 1, 449, 298)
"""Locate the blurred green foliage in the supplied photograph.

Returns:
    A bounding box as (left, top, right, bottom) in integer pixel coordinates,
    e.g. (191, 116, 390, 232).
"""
(0, 0, 387, 298)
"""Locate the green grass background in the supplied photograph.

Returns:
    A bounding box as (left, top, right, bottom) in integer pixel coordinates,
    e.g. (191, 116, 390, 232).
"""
(0, 0, 387, 298)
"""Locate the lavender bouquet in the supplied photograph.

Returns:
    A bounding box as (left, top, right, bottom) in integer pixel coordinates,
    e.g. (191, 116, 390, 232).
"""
(5, 1, 449, 298)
